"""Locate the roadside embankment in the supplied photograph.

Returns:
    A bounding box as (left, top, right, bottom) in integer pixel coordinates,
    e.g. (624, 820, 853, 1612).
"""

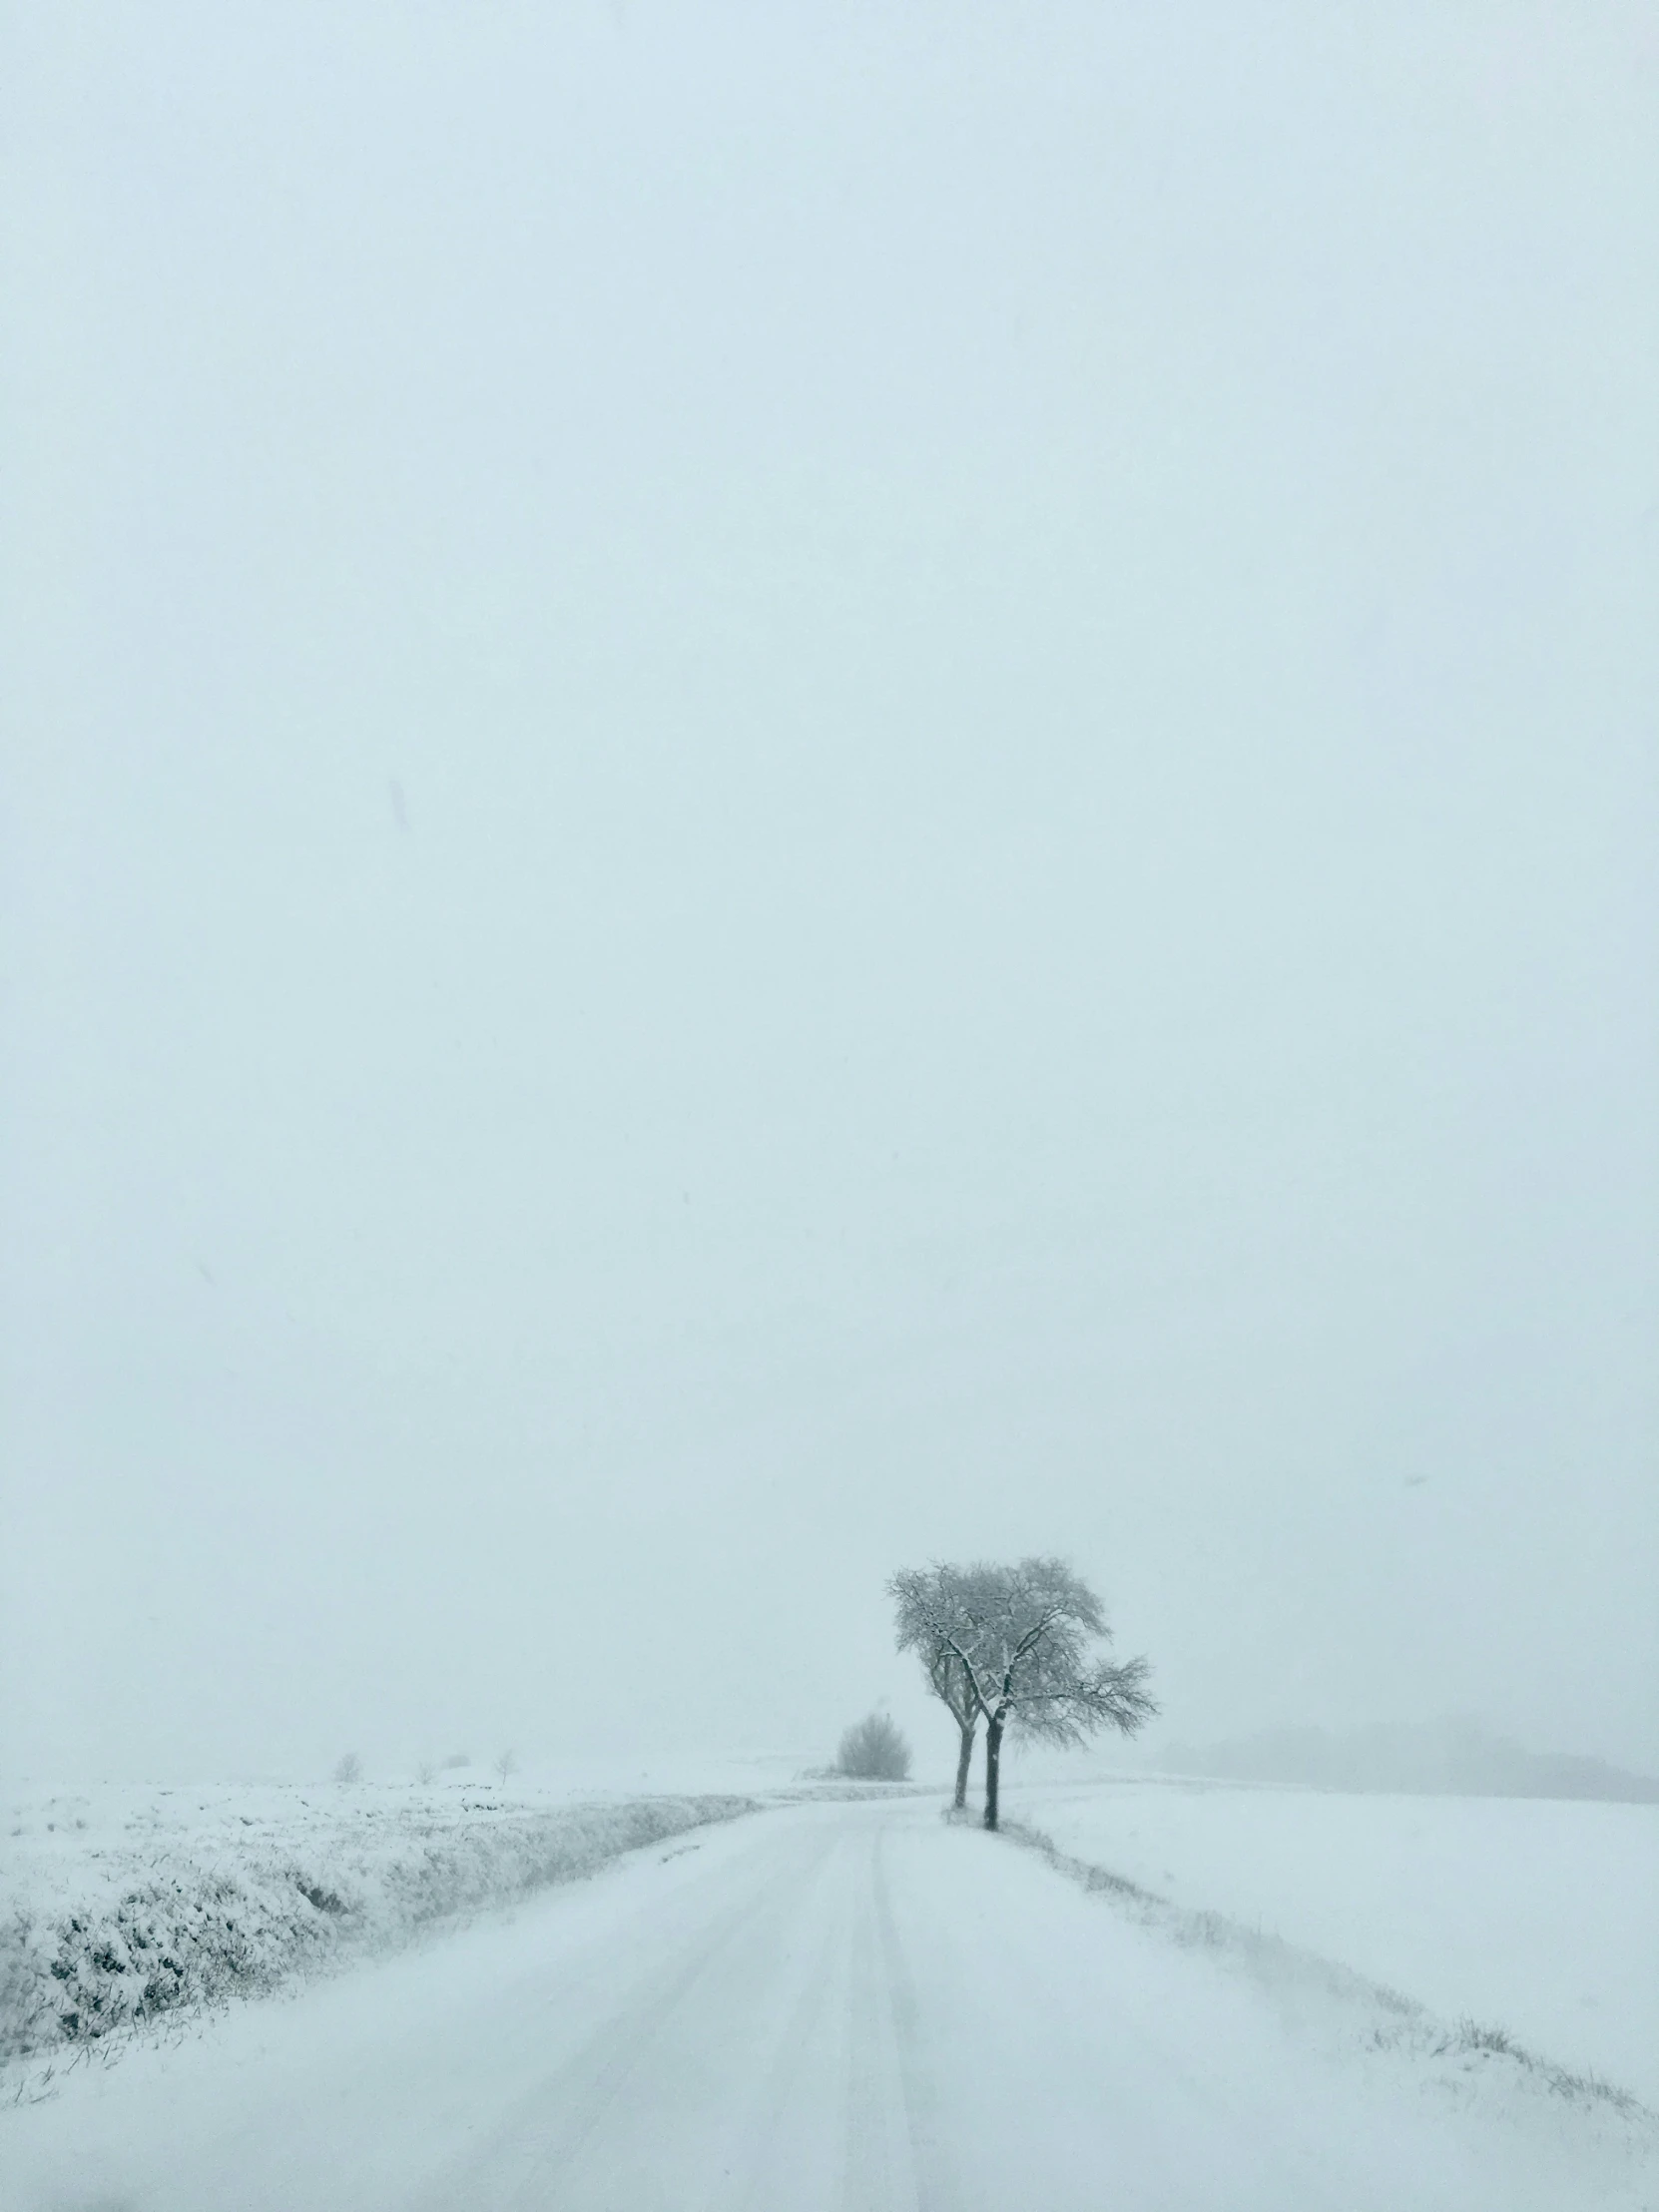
(2, 1781, 756, 2069)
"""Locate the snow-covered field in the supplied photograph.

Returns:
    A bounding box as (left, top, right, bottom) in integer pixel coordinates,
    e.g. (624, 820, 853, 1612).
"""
(1004, 1773, 1659, 2107)
(4, 1794, 1655, 2212)
(1, 1773, 761, 2067)
(5, 1770, 1657, 2208)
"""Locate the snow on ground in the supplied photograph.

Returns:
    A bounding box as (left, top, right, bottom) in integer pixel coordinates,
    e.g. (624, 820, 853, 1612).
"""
(2, 1797, 1653, 2212)
(0, 1754, 933, 2074)
(1003, 1772, 1659, 2107)
(8, 1768, 1654, 2208)
(1, 1771, 761, 2067)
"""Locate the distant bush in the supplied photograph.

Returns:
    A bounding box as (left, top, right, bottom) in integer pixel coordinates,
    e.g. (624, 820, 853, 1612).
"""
(835, 1712, 911, 1781)
(332, 1753, 363, 1784)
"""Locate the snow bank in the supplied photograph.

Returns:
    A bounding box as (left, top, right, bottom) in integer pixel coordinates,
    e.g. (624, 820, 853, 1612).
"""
(1003, 1775, 1659, 2108)
(1, 1780, 755, 2066)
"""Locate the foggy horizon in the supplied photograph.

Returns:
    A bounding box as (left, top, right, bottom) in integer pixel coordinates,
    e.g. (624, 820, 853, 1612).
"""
(5, 2, 1655, 1792)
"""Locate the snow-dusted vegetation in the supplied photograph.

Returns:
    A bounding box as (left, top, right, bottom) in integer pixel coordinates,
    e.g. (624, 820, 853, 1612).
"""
(1003, 1775, 1659, 2110)
(1, 1780, 755, 2067)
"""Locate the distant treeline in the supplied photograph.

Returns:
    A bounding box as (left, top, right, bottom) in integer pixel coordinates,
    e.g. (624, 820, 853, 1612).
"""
(1163, 1720, 1659, 1804)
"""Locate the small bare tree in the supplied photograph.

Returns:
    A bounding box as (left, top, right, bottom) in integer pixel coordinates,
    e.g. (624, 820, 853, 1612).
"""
(835, 1711, 911, 1781)
(414, 1761, 436, 1785)
(890, 1557, 1156, 1830)
(332, 1751, 363, 1784)
(493, 1749, 518, 1787)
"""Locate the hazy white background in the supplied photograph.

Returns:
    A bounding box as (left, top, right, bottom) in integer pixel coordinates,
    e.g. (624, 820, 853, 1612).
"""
(4, 1, 1655, 1785)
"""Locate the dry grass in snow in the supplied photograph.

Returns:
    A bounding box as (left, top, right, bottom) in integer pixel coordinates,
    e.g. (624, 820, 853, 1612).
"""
(2, 1780, 755, 2071)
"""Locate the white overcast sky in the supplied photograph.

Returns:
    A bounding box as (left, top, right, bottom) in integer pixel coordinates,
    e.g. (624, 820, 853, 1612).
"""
(4, 2, 1656, 1783)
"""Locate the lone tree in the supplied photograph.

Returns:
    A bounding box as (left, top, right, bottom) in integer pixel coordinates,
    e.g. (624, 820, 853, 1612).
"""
(835, 1710, 912, 1781)
(890, 1557, 1156, 1830)
(890, 1564, 985, 1807)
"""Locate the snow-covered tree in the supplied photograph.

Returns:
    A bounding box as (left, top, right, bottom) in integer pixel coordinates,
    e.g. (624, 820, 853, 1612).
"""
(890, 1557, 1156, 1829)
(890, 1565, 985, 1807)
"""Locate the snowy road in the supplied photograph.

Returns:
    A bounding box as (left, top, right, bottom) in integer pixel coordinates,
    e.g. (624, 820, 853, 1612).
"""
(3, 1797, 1644, 2211)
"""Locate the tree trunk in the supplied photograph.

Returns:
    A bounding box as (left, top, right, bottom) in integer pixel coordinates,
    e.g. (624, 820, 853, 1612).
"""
(953, 1719, 976, 1809)
(982, 1717, 1004, 1830)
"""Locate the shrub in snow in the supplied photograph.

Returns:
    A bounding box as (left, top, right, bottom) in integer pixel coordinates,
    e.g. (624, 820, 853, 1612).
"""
(835, 1713, 911, 1781)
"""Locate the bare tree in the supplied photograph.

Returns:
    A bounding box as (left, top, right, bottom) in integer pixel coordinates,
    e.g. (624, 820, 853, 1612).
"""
(332, 1751, 363, 1784)
(890, 1557, 1156, 1830)
(890, 1566, 983, 1807)
(834, 1711, 911, 1781)
(493, 1749, 518, 1787)
(414, 1761, 436, 1785)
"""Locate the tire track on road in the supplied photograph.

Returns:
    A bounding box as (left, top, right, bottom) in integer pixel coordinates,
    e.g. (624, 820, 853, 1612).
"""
(413, 1823, 836, 2211)
(873, 1828, 961, 2212)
